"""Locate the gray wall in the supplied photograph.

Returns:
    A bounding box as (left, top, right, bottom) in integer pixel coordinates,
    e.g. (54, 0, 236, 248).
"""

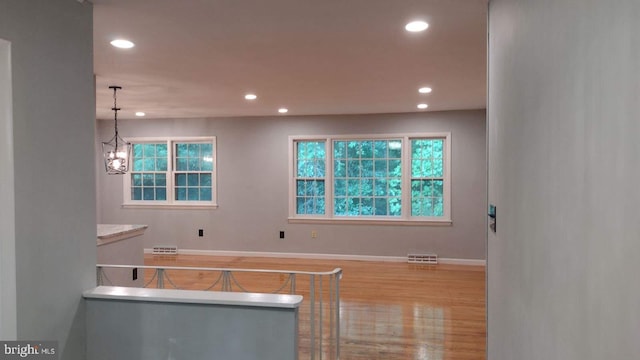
(0, 0, 95, 357)
(488, 1, 640, 359)
(97, 234, 145, 288)
(0, 38, 16, 339)
(86, 298, 298, 360)
(97, 110, 486, 260)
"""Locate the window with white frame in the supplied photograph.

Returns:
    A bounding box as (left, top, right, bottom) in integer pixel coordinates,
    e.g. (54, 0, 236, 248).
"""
(294, 140, 326, 215)
(289, 133, 451, 223)
(124, 137, 216, 207)
(333, 139, 403, 216)
(410, 138, 446, 217)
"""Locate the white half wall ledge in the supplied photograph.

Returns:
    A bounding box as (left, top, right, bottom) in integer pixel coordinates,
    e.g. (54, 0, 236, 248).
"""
(84, 286, 303, 308)
(143, 248, 486, 266)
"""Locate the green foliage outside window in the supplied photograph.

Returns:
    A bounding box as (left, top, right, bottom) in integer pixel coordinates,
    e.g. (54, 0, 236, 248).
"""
(293, 136, 447, 220)
(295, 141, 326, 215)
(411, 139, 444, 216)
(131, 143, 167, 200)
(175, 143, 214, 201)
(333, 139, 402, 217)
(130, 140, 214, 203)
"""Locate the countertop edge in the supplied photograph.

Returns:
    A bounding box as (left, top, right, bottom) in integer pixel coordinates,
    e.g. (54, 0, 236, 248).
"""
(97, 224, 148, 246)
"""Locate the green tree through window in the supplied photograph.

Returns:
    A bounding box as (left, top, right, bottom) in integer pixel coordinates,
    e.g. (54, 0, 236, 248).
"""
(174, 143, 214, 201)
(334, 139, 402, 216)
(127, 137, 216, 206)
(290, 134, 450, 222)
(295, 141, 326, 215)
(131, 143, 167, 201)
(411, 139, 445, 216)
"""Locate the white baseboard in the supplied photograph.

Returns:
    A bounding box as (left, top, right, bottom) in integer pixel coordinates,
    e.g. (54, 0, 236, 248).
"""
(144, 248, 486, 266)
(438, 258, 486, 266)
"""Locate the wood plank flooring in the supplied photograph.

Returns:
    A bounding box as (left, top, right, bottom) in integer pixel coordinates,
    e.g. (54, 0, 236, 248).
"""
(144, 254, 486, 360)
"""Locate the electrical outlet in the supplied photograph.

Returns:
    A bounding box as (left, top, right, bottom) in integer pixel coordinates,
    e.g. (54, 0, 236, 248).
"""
(132, 268, 138, 281)
(311, 230, 317, 238)
(279, 231, 285, 239)
(198, 229, 204, 237)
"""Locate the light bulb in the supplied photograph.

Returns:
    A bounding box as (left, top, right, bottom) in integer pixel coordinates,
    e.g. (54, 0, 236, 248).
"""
(405, 21, 429, 32)
(110, 39, 135, 49)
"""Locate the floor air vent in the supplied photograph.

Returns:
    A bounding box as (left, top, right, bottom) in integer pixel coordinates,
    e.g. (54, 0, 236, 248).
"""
(152, 246, 178, 255)
(407, 253, 438, 264)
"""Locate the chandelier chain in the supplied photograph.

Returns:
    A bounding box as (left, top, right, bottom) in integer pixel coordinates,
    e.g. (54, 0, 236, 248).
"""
(111, 86, 120, 138)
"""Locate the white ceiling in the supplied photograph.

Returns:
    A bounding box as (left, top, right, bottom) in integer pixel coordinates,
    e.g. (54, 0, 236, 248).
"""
(93, 0, 487, 120)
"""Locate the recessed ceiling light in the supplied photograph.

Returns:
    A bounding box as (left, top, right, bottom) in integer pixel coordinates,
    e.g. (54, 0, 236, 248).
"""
(278, 108, 288, 114)
(135, 112, 145, 117)
(405, 21, 429, 32)
(417, 103, 429, 109)
(419, 87, 432, 94)
(110, 39, 135, 49)
(244, 94, 257, 100)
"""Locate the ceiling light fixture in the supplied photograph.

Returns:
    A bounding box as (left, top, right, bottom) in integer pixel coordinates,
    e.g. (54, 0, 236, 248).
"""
(244, 94, 257, 100)
(417, 103, 429, 109)
(135, 112, 146, 117)
(419, 87, 432, 94)
(405, 21, 429, 32)
(278, 108, 288, 114)
(102, 86, 131, 175)
(110, 39, 135, 49)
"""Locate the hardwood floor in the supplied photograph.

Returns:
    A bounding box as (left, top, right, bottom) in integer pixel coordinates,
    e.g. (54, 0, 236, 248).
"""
(144, 254, 486, 360)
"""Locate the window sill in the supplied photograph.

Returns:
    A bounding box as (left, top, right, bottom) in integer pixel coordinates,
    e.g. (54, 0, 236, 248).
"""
(122, 203, 218, 210)
(287, 217, 452, 226)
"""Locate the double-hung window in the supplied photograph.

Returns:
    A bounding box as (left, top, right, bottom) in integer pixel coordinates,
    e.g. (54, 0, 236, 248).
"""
(123, 137, 217, 208)
(410, 138, 446, 217)
(294, 140, 326, 215)
(289, 133, 451, 224)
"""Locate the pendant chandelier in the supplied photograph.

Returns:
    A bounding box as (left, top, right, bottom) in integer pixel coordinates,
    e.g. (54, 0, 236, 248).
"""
(102, 85, 131, 175)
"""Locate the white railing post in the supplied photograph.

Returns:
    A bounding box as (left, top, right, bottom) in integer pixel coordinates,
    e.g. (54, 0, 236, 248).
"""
(157, 268, 164, 289)
(319, 275, 323, 360)
(290, 273, 296, 294)
(329, 274, 334, 359)
(310, 274, 316, 360)
(335, 271, 341, 360)
(222, 271, 231, 291)
(96, 266, 103, 286)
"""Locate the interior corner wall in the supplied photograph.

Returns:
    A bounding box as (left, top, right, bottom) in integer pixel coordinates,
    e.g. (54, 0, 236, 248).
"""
(97, 110, 486, 260)
(488, 0, 640, 359)
(0, 38, 17, 340)
(0, 0, 95, 358)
